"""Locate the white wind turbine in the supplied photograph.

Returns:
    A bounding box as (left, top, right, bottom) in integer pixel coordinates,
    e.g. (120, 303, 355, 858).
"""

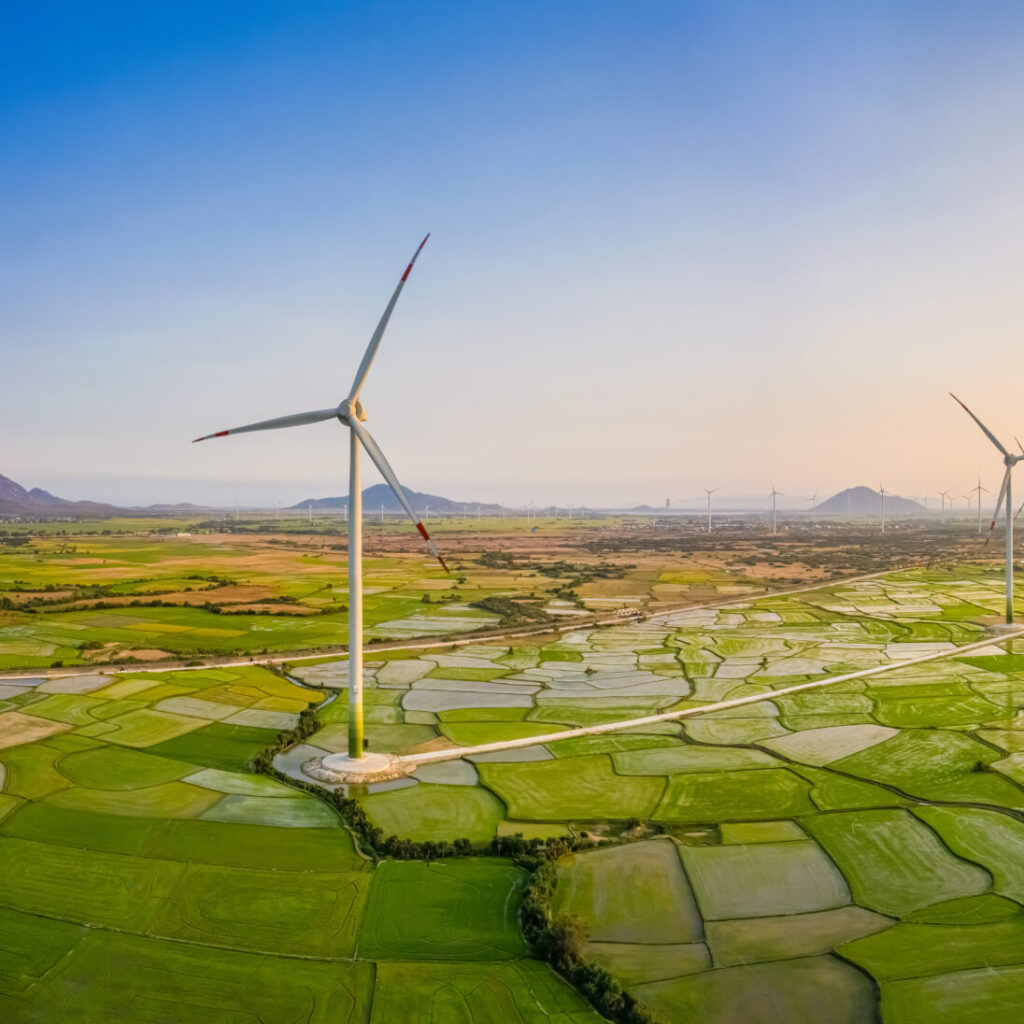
(938, 489, 951, 525)
(950, 394, 1024, 624)
(768, 486, 782, 536)
(194, 236, 448, 759)
(703, 487, 718, 534)
(878, 483, 887, 533)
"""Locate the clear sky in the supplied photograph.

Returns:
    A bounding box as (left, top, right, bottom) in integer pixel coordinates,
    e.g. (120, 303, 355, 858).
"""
(3, 1, 1024, 509)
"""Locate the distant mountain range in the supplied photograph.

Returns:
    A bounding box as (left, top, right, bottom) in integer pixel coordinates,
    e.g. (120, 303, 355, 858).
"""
(814, 486, 927, 517)
(0, 474, 121, 517)
(291, 483, 504, 516)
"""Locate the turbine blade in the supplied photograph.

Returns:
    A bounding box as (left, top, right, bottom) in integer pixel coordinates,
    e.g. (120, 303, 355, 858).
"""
(348, 418, 449, 572)
(347, 234, 430, 403)
(193, 408, 338, 443)
(987, 466, 1012, 544)
(949, 393, 1010, 457)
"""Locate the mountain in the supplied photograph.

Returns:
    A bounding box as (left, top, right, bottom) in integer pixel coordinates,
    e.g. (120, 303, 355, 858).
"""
(0, 474, 121, 517)
(290, 483, 504, 515)
(814, 486, 927, 518)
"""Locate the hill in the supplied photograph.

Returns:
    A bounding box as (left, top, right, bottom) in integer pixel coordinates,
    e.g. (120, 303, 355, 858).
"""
(814, 486, 927, 518)
(290, 483, 504, 515)
(0, 473, 121, 517)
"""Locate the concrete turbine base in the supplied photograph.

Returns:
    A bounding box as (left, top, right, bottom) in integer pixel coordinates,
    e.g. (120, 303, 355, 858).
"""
(302, 751, 416, 785)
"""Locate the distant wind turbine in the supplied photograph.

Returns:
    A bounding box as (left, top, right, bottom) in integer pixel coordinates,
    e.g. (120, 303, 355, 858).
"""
(938, 490, 951, 525)
(806, 489, 818, 524)
(950, 394, 1024, 623)
(879, 483, 887, 534)
(703, 487, 718, 534)
(193, 235, 448, 760)
(768, 486, 782, 536)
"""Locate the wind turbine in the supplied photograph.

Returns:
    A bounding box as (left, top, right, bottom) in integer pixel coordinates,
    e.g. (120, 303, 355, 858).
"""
(806, 489, 818, 524)
(938, 490, 951, 525)
(768, 486, 782, 536)
(703, 487, 718, 534)
(878, 483, 887, 534)
(193, 235, 448, 759)
(950, 394, 1024, 624)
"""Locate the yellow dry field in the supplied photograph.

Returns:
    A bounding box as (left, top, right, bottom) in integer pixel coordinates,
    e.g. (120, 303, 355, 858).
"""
(0, 711, 70, 749)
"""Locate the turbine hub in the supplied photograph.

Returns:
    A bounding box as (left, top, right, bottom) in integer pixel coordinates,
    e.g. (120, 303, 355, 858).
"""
(337, 400, 368, 423)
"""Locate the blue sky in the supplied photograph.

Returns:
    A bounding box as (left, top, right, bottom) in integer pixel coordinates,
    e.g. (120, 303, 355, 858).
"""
(4, 2, 1024, 508)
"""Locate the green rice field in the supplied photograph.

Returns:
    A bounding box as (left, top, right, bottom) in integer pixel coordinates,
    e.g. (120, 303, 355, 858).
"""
(4, 565, 1024, 1020)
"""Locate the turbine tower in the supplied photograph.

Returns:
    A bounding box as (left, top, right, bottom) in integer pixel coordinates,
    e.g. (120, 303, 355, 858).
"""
(879, 483, 887, 534)
(950, 394, 1023, 624)
(768, 486, 782, 536)
(703, 487, 718, 534)
(194, 236, 448, 758)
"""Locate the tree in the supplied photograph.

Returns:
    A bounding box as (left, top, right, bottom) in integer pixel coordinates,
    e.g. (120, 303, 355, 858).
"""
(544, 913, 589, 964)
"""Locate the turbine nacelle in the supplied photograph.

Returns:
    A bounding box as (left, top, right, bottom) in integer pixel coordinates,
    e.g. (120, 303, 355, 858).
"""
(336, 400, 368, 424)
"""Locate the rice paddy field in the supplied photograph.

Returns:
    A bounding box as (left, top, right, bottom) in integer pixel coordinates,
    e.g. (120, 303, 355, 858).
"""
(4, 555, 1024, 1021)
(2, 514, 962, 670)
(0, 662, 601, 1022)
(281, 564, 1024, 1023)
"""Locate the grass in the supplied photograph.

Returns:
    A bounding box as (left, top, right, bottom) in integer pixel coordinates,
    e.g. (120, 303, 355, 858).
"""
(0, 907, 86, 994)
(831, 729, 1012, 802)
(0, 803, 361, 869)
(145, 722, 280, 771)
(679, 840, 851, 920)
(554, 840, 703, 944)
(840, 917, 1024, 981)
(369, 960, 603, 1023)
(804, 809, 991, 916)
(632, 955, 877, 1024)
(43, 780, 222, 818)
(904, 893, 1022, 925)
(705, 906, 892, 967)
(654, 768, 816, 821)
(361, 782, 505, 842)
(914, 807, 1024, 903)
(360, 859, 526, 960)
(0, 928, 375, 1024)
(881, 965, 1024, 1024)
(584, 942, 710, 987)
(612, 744, 778, 775)
(57, 745, 195, 788)
(199, 793, 338, 827)
(477, 755, 664, 821)
(440, 720, 557, 746)
(0, 836, 370, 958)
(0, 743, 73, 800)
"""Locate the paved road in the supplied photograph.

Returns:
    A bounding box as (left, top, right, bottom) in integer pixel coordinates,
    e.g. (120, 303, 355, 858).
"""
(402, 628, 1024, 766)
